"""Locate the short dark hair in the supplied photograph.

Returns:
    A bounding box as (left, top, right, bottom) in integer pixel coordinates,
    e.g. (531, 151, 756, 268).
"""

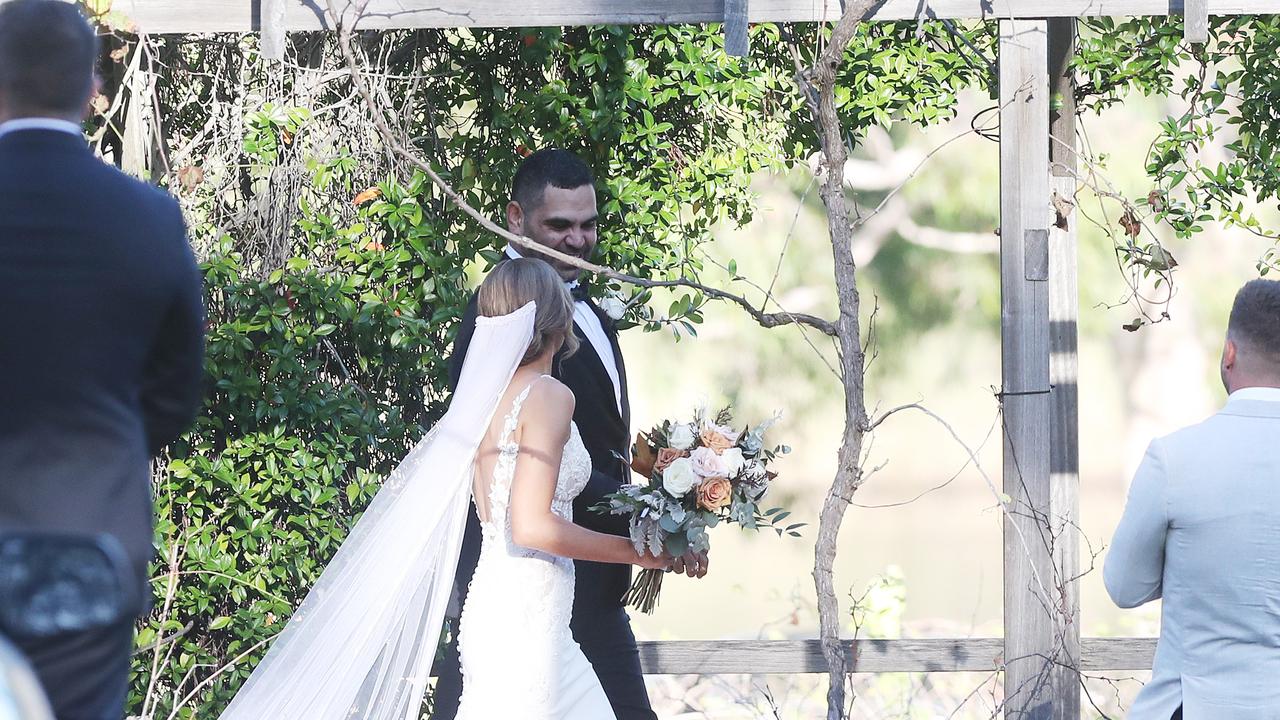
(1229, 278, 1280, 361)
(0, 0, 99, 116)
(511, 148, 595, 211)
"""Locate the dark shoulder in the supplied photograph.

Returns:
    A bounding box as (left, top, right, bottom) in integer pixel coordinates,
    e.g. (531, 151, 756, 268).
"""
(88, 160, 187, 240)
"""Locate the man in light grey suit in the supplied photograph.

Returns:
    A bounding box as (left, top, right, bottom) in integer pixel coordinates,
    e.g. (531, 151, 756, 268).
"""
(1106, 278, 1280, 720)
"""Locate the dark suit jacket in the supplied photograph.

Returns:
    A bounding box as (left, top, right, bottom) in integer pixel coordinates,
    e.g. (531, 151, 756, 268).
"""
(449, 283, 633, 614)
(0, 128, 205, 612)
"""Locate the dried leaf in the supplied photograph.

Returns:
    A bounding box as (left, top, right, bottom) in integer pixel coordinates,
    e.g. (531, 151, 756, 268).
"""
(630, 432, 657, 479)
(353, 187, 381, 206)
(1147, 190, 1164, 213)
(363, 240, 385, 252)
(109, 46, 129, 63)
(1119, 208, 1142, 239)
(1122, 317, 1146, 333)
(177, 165, 204, 193)
(1051, 192, 1074, 231)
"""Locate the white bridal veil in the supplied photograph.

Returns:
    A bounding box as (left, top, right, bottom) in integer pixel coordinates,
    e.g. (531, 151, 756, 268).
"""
(219, 302, 537, 720)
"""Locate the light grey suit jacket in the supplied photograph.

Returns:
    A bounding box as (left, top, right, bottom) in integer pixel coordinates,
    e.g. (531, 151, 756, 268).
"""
(1105, 389, 1280, 719)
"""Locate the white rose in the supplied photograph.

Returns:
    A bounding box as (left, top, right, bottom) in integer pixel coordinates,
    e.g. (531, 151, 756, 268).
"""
(661, 457, 700, 497)
(720, 448, 746, 477)
(598, 295, 627, 321)
(689, 446, 729, 478)
(667, 423, 697, 451)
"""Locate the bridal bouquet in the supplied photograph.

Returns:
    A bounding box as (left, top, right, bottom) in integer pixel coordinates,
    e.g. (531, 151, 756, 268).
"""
(594, 406, 800, 613)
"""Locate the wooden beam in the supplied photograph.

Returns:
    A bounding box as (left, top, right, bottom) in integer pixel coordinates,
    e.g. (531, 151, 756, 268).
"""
(633, 638, 1158, 675)
(104, 0, 1279, 35)
(999, 17, 1057, 719)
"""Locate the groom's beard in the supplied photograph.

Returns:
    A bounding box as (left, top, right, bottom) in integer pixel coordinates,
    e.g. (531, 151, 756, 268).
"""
(509, 234, 593, 282)
(534, 246, 593, 282)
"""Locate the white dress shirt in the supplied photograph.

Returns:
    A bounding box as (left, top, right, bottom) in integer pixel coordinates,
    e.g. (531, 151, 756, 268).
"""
(1228, 385, 1280, 402)
(0, 117, 84, 140)
(504, 244, 623, 415)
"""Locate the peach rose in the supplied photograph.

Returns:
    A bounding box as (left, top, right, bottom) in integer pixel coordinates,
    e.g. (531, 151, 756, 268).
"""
(654, 447, 689, 474)
(696, 477, 733, 511)
(699, 428, 737, 454)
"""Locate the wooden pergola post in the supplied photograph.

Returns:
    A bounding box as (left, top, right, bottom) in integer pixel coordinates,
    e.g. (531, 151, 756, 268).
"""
(998, 18, 1057, 717)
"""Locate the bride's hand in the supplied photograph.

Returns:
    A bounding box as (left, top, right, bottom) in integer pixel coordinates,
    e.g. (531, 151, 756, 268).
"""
(670, 551, 709, 579)
(635, 549, 673, 571)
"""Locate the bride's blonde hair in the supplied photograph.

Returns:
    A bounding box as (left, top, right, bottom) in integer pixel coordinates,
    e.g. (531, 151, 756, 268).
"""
(478, 257, 579, 365)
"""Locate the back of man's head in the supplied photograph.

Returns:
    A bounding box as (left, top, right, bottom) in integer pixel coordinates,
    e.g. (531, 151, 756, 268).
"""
(0, 0, 98, 120)
(1228, 278, 1280, 376)
(511, 148, 594, 211)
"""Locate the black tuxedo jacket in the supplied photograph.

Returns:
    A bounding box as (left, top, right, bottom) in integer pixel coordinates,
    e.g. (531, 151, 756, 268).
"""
(449, 280, 633, 613)
(0, 128, 205, 611)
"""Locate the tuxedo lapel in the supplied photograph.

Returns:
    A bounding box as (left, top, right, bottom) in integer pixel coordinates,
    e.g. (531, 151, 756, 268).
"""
(567, 314, 623, 425)
(580, 298, 629, 430)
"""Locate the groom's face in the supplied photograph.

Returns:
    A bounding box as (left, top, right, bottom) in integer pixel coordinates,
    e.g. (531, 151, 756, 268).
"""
(508, 184, 598, 282)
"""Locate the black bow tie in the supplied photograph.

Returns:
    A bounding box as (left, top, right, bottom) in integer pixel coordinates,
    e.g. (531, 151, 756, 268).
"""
(568, 284, 589, 302)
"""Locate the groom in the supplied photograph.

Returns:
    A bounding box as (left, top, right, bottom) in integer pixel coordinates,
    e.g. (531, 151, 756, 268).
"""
(437, 149, 702, 720)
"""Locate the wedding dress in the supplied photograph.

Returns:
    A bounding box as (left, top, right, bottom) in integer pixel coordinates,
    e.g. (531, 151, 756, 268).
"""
(455, 376, 616, 719)
(216, 302, 614, 720)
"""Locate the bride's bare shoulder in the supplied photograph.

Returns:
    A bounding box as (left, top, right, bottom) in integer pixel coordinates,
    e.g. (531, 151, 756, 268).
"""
(521, 377, 576, 423)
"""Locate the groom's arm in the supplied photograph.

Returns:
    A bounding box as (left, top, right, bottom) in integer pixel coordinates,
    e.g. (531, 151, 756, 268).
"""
(141, 203, 206, 455)
(575, 469, 632, 538)
(1104, 440, 1169, 608)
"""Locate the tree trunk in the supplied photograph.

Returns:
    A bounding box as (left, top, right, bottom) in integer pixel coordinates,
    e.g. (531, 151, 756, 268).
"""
(800, 5, 877, 716)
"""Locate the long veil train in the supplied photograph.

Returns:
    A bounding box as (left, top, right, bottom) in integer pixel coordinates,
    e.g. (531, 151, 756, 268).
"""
(219, 302, 537, 720)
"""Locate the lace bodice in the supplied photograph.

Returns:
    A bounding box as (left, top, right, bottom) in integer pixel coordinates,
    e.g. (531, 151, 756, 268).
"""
(478, 376, 593, 554)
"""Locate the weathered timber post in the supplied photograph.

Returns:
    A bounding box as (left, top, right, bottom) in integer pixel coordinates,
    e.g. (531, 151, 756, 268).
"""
(999, 18, 1056, 719)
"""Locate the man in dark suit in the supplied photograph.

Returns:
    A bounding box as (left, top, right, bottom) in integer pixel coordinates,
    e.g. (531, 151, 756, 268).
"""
(0, 2, 205, 717)
(434, 149, 706, 720)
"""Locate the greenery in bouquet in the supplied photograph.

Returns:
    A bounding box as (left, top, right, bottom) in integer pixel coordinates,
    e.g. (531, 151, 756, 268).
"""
(595, 406, 801, 613)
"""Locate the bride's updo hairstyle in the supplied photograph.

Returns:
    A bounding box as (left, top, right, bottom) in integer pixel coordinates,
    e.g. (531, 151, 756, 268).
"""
(478, 256, 579, 365)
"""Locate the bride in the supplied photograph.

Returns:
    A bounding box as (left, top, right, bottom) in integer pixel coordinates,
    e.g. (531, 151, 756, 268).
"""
(218, 257, 670, 719)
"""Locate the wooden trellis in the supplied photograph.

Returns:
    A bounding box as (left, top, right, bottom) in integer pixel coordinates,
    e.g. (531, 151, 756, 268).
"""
(70, 0, 1280, 714)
